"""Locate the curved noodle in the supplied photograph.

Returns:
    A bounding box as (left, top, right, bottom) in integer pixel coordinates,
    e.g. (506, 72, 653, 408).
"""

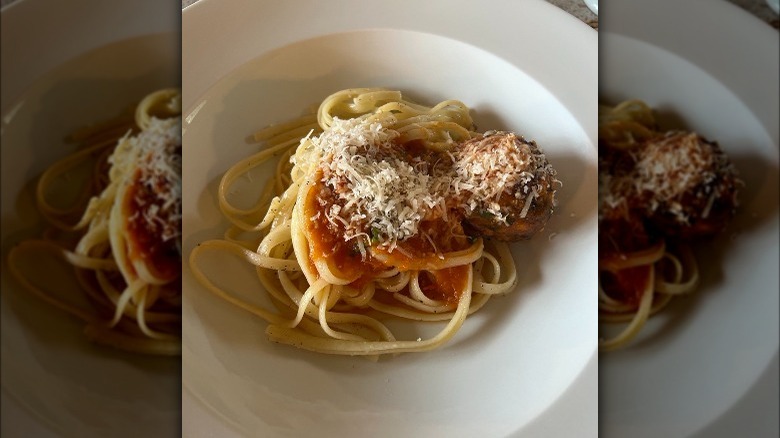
(598, 99, 734, 352)
(190, 88, 545, 357)
(8, 88, 182, 356)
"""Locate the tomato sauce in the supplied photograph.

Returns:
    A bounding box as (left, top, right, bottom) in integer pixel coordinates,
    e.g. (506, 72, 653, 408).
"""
(418, 266, 470, 303)
(598, 216, 659, 305)
(304, 178, 471, 302)
(125, 168, 180, 282)
(304, 180, 384, 284)
(600, 265, 652, 306)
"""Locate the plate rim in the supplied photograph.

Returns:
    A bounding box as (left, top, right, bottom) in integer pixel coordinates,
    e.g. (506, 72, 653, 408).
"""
(599, 0, 779, 436)
(1, 0, 181, 436)
(181, 1, 598, 437)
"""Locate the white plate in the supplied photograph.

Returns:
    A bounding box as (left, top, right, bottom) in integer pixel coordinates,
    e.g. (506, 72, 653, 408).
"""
(599, 1, 779, 437)
(1, 1, 180, 437)
(181, 0, 597, 437)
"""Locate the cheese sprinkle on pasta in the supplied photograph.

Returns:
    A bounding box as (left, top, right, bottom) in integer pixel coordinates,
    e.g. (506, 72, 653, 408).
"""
(310, 118, 556, 249)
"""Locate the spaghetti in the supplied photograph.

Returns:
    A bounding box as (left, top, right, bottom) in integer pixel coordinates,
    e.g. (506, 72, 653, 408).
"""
(190, 88, 559, 356)
(7, 88, 182, 356)
(598, 99, 740, 351)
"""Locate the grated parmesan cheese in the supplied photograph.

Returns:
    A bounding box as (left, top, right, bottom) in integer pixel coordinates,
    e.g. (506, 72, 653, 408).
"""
(314, 118, 449, 250)
(119, 117, 182, 242)
(599, 131, 740, 227)
(311, 119, 557, 249)
(633, 132, 715, 222)
(453, 131, 558, 224)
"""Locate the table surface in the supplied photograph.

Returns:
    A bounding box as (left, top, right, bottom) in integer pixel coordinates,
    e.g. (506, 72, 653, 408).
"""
(178, 0, 780, 29)
(0, 0, 776, 27)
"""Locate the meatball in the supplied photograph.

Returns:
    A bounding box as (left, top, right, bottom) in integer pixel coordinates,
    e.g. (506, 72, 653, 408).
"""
(628, 132, 740, 238)
(453, 131, 559, 241)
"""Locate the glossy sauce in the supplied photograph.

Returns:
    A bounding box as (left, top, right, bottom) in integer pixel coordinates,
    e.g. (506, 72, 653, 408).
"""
(124, 168, 180, 282)
(598, 216, 658, 305)
(421, 266, 470, 304)
(600, 265, 652, 306)
(304, 180, 384, 284)
(304, 178, 471, 302)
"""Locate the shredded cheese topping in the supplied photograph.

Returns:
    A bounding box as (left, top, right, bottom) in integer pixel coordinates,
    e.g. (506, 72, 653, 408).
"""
(118, 117, 182, 242)
(310, 118, 557, 249)
(600, 131, 739, 224)
(633, 132, 715, 216)
(453, 131, 557, 224)
(314, 118, 449, 249)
